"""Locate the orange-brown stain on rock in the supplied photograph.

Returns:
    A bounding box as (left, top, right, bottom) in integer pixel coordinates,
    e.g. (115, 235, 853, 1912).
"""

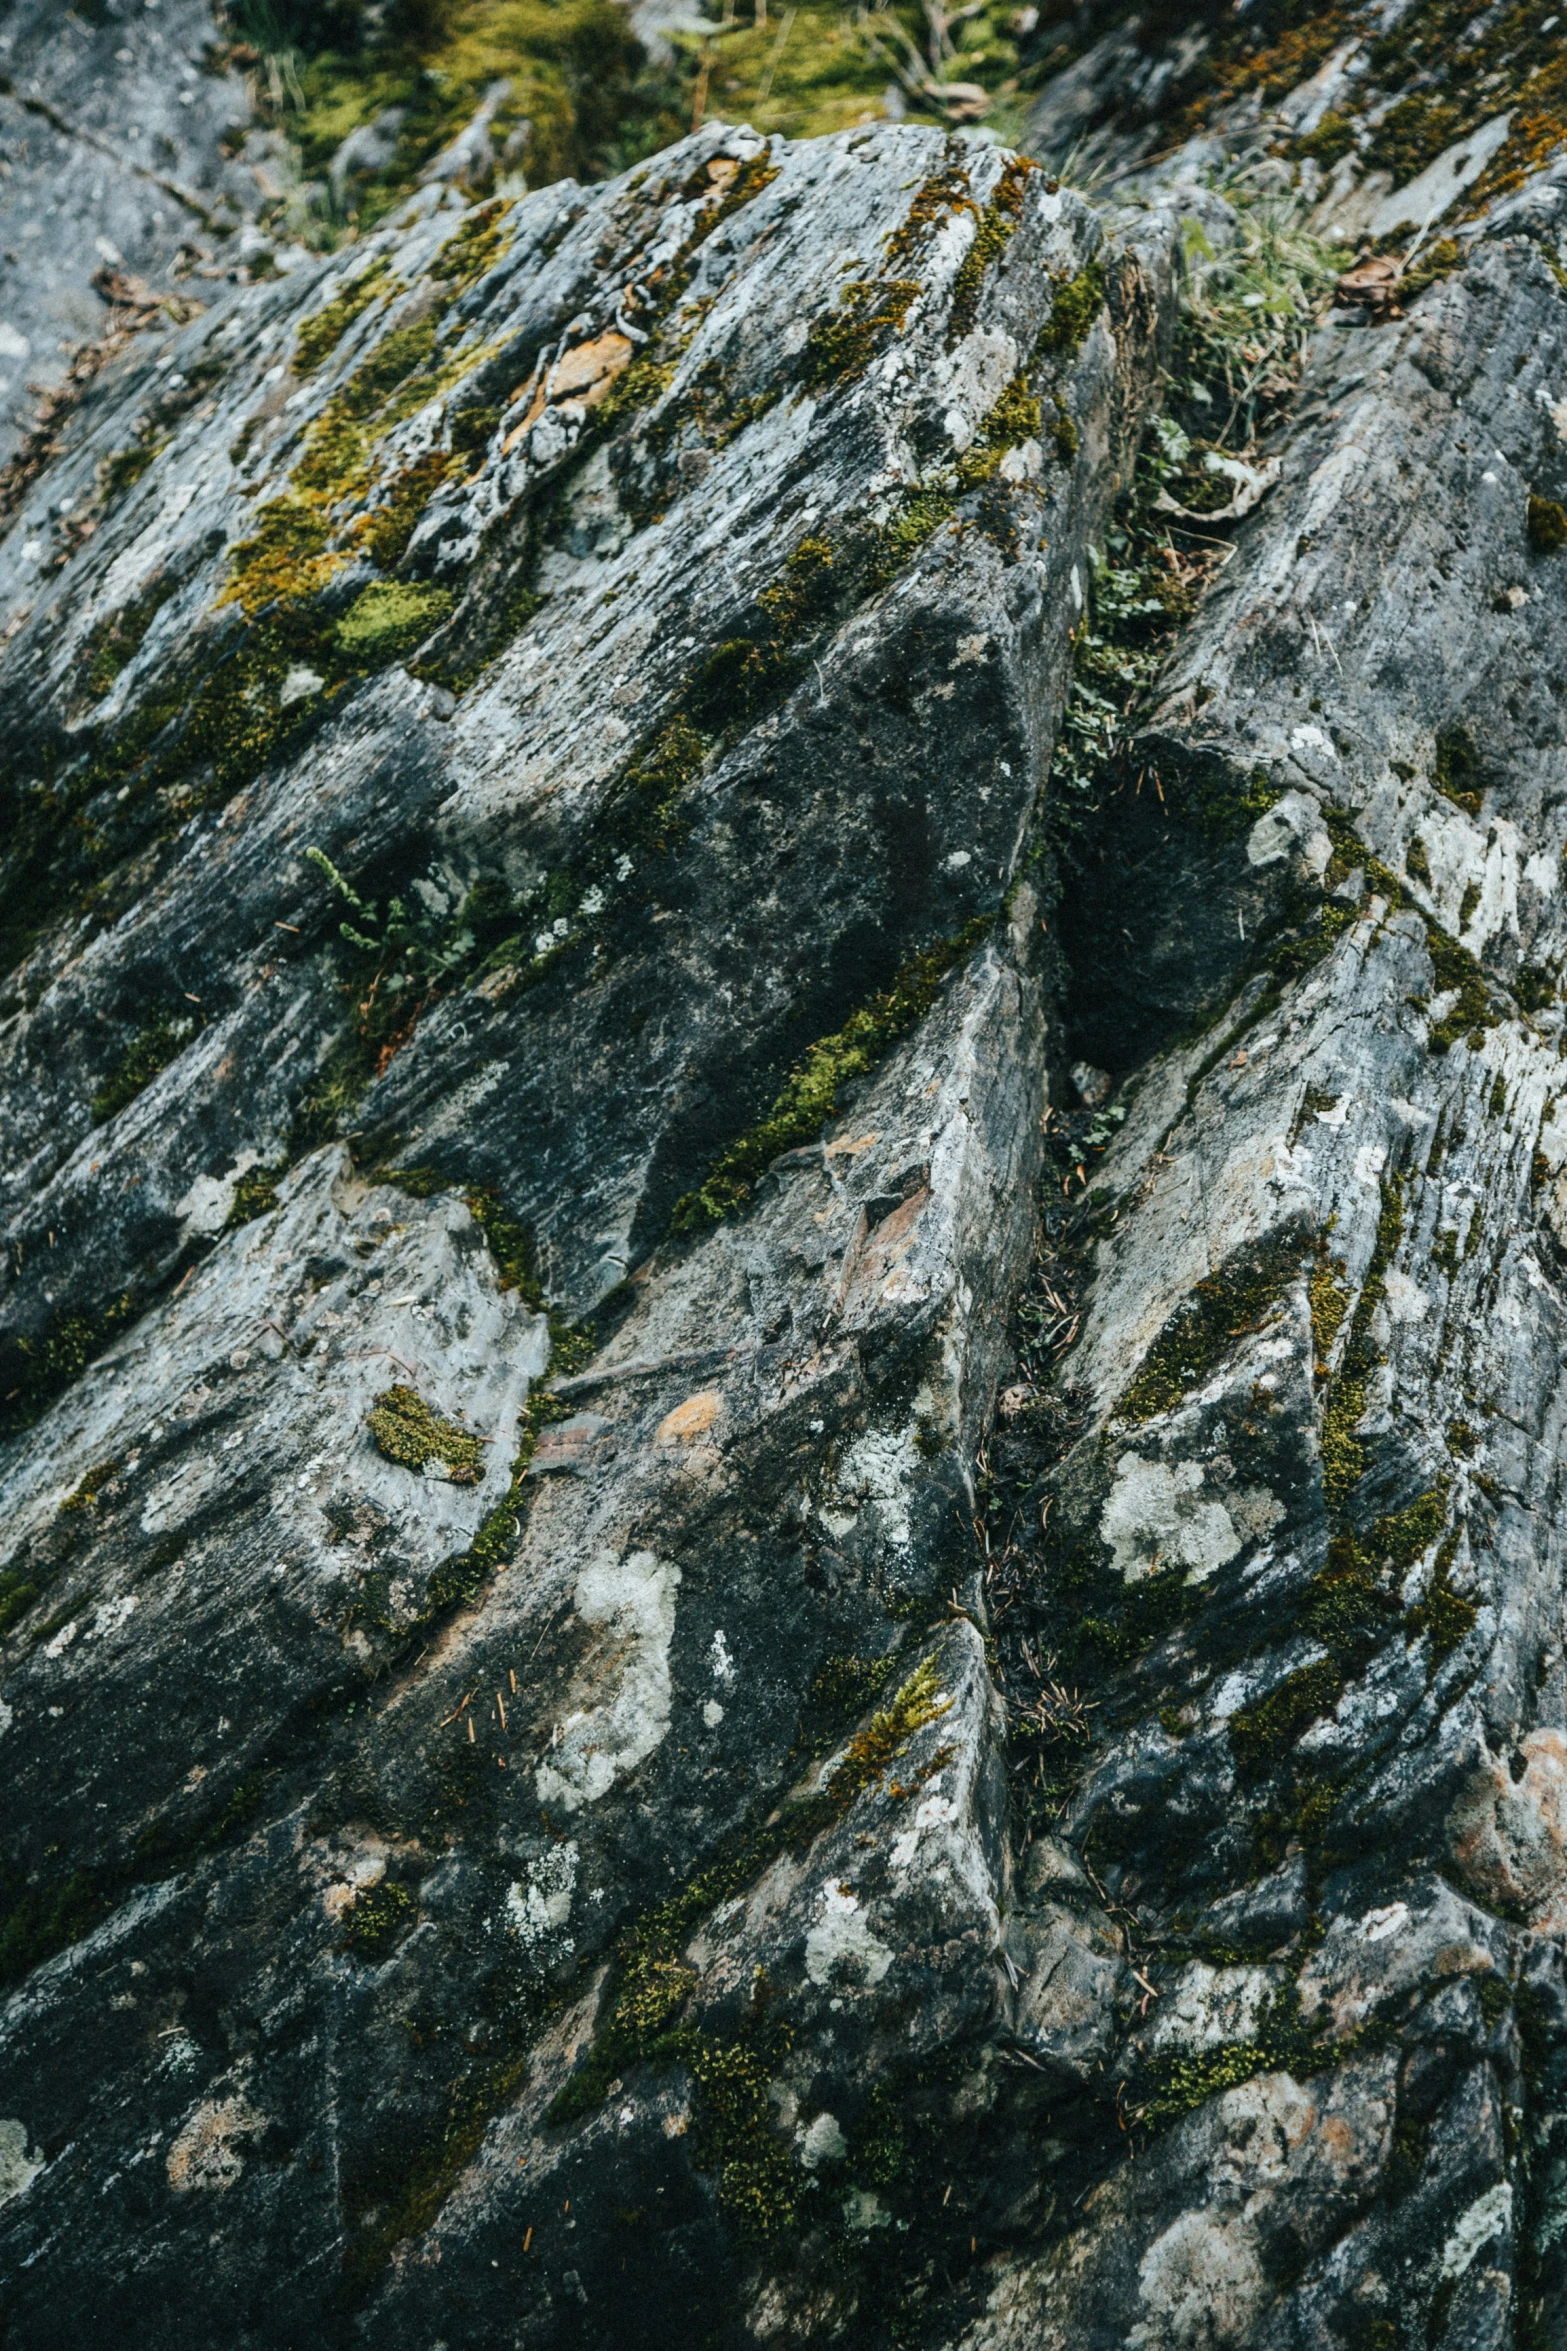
(656, 1390, 722, 1444)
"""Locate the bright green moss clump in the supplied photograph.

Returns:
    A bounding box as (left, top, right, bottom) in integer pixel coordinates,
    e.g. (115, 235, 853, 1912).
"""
(337, 581, 456, 661)
(367, 1384, 484, 1483)
(671, 917, 992, 1232)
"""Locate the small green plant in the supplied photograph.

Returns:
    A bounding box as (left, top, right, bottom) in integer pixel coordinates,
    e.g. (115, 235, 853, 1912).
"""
(1174, 194, 1349, 441)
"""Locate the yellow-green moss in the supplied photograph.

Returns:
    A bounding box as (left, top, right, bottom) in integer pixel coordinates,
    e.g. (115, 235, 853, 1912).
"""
(1406, 1529, 1477, 1660)
(548, 1652, 950, 2159)
(340, 1878, 417, 1960)
(294, 257, 392, 375)
(1433, 723, 1483, 816)
(1308, 1251, 1350, 1371)
(0, 1292, 140, 1441)
(246, 0, 686, 236)
(799, 276, 923, 395)
(1115, 1233, 1301, 1425)
(1033, 262, 1106, 361)
(336, 580, 456, 661)
(91, 1009, 200, 1125)
(1138, 1981, 1331, 2128)
(1320, 1173, 1404, 1511)
(80, 574, 180, 700)
(1529, 492, 1567, 553)
(946, 153, 1035, 344)
(58, 1458, 122, 1517)
(1425, 922, 1497, 1054)
(366, 1383, 484, 1483)
(225, 1164, 285, 1230)
(670, 916, 992, 1231)
(955, 373, 1042, 488)
(1229, 1657, 1344, 1779)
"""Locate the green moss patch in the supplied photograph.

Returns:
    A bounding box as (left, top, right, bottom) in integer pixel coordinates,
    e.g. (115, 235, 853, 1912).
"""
(1320, 1177, 1402, 1510)
(1114, 1232, 1302, 1425)
(1033, 262, 1106, 361)
(946, 154, 1035, 344)
(1229, 1656, 1344, 1779)
(58, 1458, 122, 1517)
(548, 1655, 951, 2146)
(1406, 1530, 1476, 1661)
(80, 573, 181, 702)
(670, 916, 992, 1233)
(1136, 1986, 1324, 2130)
(336, 580, 456, 662)
(799, 277, 923, 395)
(0, 1292, 140, 1441)
(91, 1008, 201, 1125)
(226, 1164, 285, 1229)
(341, 1878, 418, 1961)
(1530, 492, 1567, 553)
(294, 257, 392, 375)
(1425, 922, 1497, 1054)
(366, 1383, 484, 1483)
(1433, 723, 1483, 816)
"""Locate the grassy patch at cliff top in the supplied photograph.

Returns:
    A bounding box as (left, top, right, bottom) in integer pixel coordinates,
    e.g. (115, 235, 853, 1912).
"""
(226, 0, 1040, 238)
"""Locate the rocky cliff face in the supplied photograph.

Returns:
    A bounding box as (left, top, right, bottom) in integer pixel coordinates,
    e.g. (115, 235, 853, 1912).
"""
(3, 8, 1567, 2349)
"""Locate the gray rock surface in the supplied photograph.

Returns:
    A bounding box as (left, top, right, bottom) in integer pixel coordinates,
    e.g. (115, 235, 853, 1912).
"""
(4, 12, 1567, 2348)
(0, 0, 257, 468)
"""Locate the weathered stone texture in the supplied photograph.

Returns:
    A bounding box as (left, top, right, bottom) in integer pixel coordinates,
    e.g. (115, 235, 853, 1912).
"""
(5, 14, 1567, 2349)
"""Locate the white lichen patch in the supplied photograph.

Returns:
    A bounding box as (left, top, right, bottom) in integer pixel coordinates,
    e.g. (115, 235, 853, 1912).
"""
(822, 1423, 922, 1549)
(842, 2185, 891, 2231)
(1381, 1269, 1429, 1324)
(1101, 1454, 1282, 1585)
(505, 1841, 578, 1951)
(889, 1784, 958, 1870)
(1440, 2181, 1512, 2279)
(534, 1549, 681, 1811)
(798, 2110, 848, 2169)
(1129, 2208, 1269, 2351)
(803, 1882, 893, 1991)
(1142, 1963, 1278, 2057)
(0, 2118, 42, 2210)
